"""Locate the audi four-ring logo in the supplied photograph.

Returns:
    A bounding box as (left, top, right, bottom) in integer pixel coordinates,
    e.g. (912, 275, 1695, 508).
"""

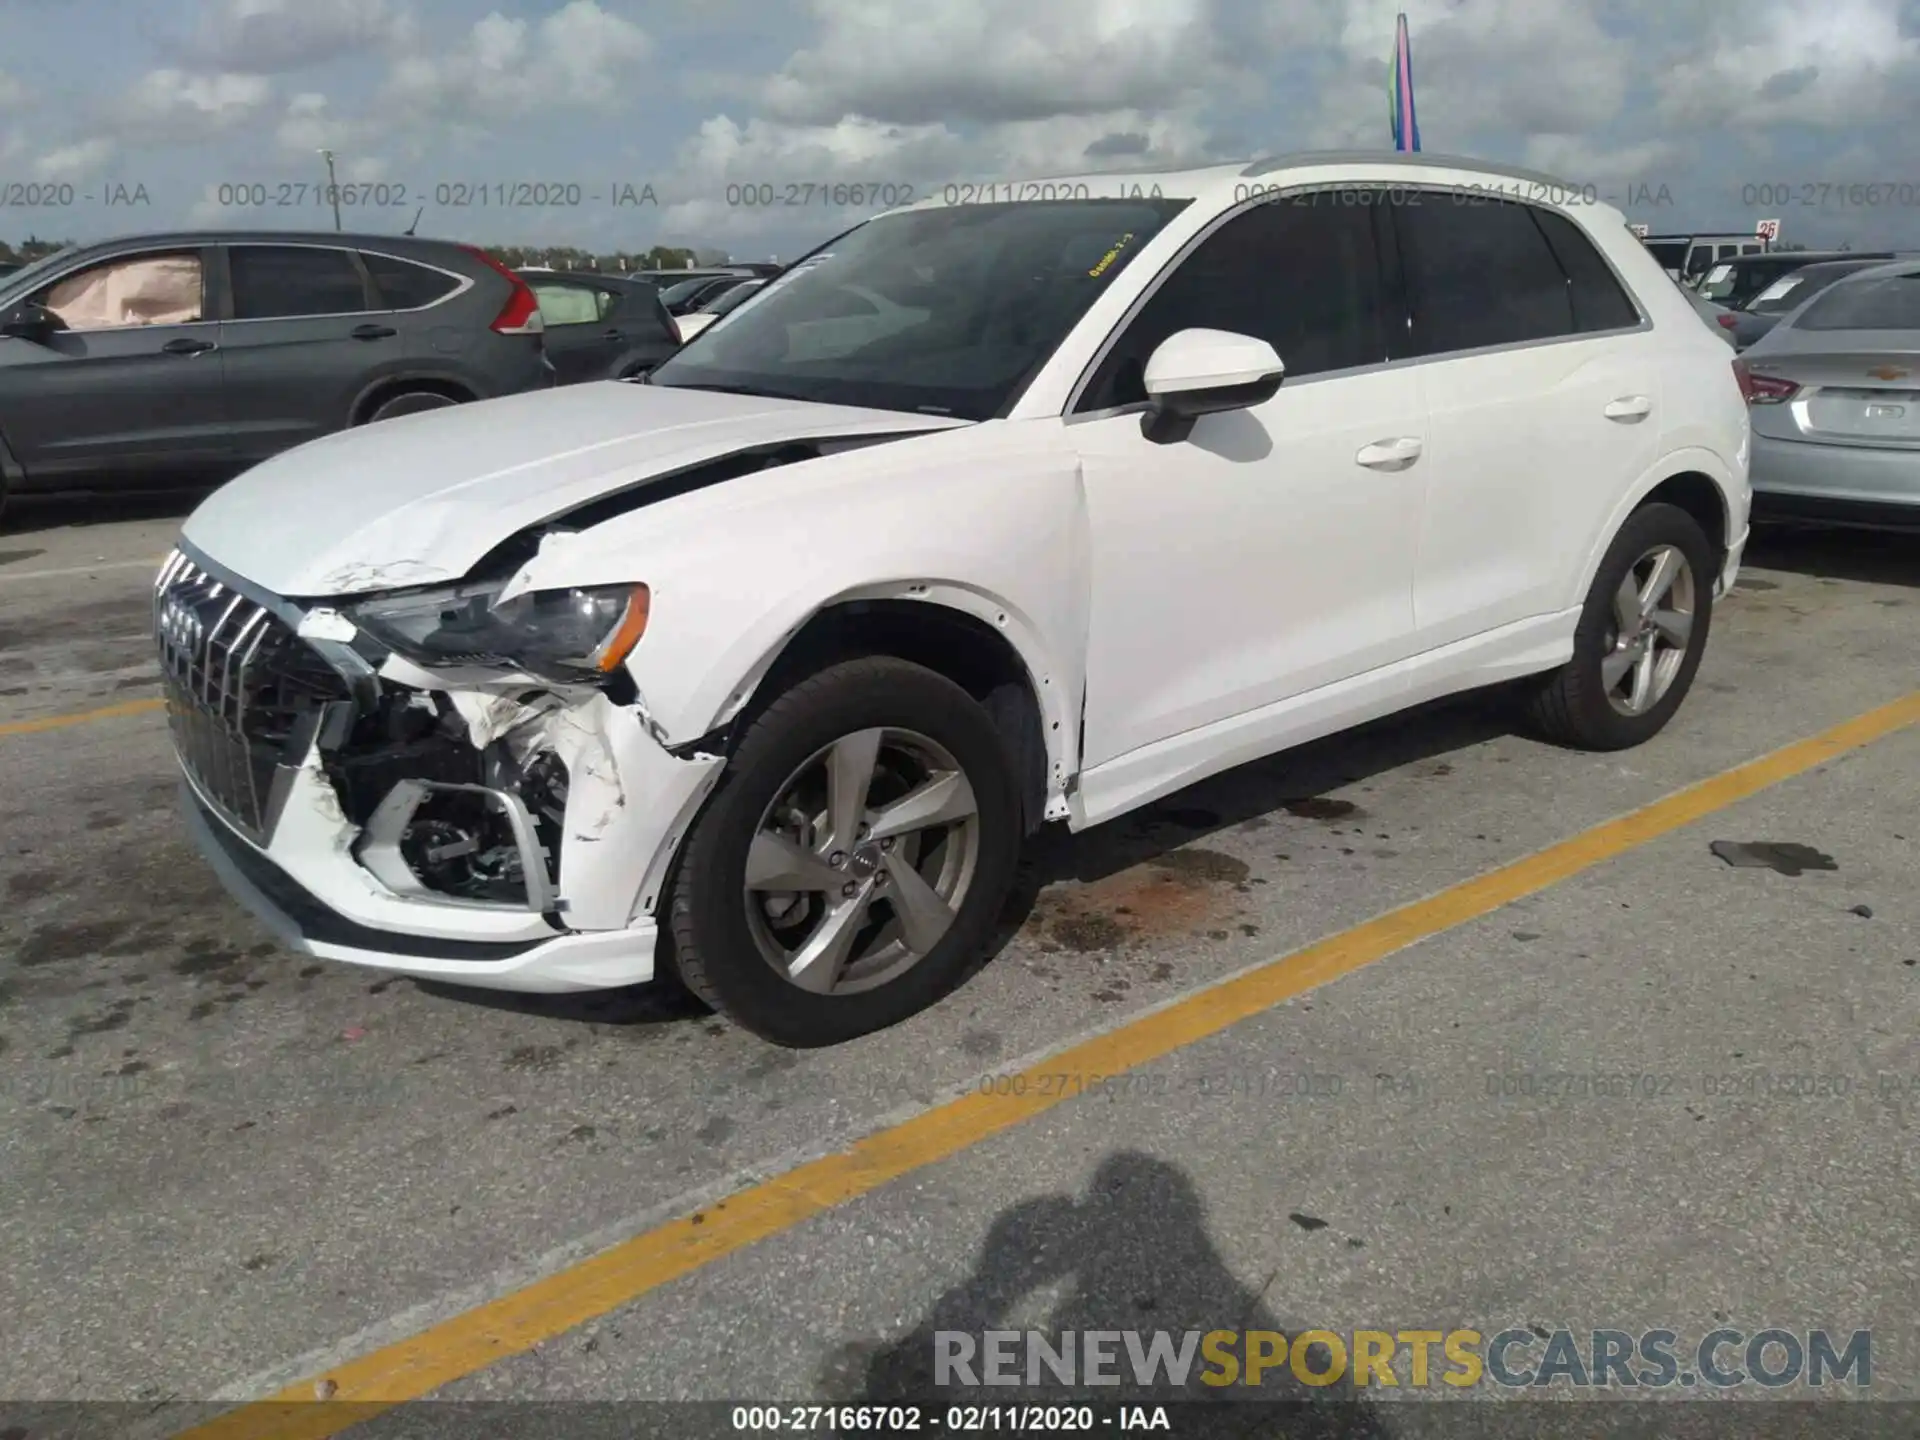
(159, 595, 205, 656)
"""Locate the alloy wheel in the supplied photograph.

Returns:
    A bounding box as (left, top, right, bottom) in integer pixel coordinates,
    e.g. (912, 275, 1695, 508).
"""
(1601, 543, 1696, 716)
(743, 727, 981, 996)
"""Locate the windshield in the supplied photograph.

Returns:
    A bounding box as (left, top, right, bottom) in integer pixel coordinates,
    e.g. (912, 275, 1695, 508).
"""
(1, 244, 82, 299)
(1794, 270, 1920, 331)
(648, 197, 1191, 420)
(1644, 240, 1687, 270)
(705, 280, 764, 316)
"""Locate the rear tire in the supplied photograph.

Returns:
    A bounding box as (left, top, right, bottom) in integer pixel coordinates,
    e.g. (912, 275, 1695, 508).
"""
(1524, 502, 1716, 750)
(363, 390, 460, 424)
(668, 656, 1021, 1047)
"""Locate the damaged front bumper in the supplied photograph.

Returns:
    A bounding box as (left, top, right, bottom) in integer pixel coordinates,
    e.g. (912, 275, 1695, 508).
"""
(156, 544, 723, 992)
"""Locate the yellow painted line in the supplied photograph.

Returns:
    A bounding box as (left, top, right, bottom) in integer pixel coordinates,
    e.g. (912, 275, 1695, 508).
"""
(174, 689, 1920, 1440)
(0, 695, 163, 738)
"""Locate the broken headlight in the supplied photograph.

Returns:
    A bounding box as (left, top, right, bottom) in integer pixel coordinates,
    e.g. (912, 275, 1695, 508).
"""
(347, 582, 650, 683)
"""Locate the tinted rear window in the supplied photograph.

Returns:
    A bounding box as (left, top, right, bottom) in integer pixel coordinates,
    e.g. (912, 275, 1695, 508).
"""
(1794, 272, 1920, 330)
(229, 245, 369, 319)
(1396, 195, 1572, 354)
(1532, 210, 1640, 331)
(363, 252, 461, 309)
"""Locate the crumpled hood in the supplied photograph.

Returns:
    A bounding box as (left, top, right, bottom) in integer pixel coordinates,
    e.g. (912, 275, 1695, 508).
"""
(181, 382, 968, 598)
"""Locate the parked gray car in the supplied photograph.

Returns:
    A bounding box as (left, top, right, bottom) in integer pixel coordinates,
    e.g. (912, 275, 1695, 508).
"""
(1738, 259, 1920, 530)
(1726, 258, 1902, 351)
(0, 230, 555, 519)
(1678, 279, 1738, 346)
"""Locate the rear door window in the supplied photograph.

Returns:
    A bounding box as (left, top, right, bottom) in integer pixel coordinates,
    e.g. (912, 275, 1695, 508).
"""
(529, 281, 605, 326)
(1393, 194, 1572, 355)
(228, 245, 373, 319)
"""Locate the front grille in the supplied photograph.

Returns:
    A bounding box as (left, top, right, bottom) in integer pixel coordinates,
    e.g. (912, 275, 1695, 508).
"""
(154, 551, 351, 841)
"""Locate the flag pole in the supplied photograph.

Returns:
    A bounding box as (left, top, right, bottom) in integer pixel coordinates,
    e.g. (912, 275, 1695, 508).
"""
(1390, 13, 1420, 153)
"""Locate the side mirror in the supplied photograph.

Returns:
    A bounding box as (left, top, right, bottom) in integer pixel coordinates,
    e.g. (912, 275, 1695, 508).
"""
(0, 300, 60, 341)
(1141, 328, 1285, 444)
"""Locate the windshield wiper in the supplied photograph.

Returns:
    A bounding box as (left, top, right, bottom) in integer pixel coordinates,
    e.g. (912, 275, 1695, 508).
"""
(656, 380, 794, 401)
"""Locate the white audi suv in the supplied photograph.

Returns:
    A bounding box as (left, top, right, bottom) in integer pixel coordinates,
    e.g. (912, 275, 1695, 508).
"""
(157, 152, 1752, 1045)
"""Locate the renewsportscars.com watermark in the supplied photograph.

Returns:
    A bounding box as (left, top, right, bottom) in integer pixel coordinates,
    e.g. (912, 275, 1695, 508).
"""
(934, 1328, 1871, 1390)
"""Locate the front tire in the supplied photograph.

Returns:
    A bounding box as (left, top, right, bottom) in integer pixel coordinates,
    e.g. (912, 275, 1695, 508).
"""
(668, 656, 1021, 1047)
(1524, 502, 1715, 750)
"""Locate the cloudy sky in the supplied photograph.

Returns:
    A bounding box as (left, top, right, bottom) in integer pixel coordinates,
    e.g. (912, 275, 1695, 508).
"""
(2, 0, 1918, 262)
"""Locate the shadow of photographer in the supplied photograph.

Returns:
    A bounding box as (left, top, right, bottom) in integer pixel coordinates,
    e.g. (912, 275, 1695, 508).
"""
(820, 1150, 1398, 1438)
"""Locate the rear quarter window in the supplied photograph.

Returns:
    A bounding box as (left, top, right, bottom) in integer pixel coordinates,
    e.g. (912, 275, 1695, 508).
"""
(362, 252, 462, 309)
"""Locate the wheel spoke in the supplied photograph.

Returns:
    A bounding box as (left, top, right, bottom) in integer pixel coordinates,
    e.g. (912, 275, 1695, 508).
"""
(786, 885, 872, 993)
(824, 728, 884, 853)
(1601, 646, 1637, 690)
(1651, 607, 1692, 648)
(1611, 573, 1640, 634)
(865, 769, 977, 843)
(883, 851, 955, 955)
(1629, 647, 1657, 712)
(1638, 548, 1683, 616)
(745, 831, 843, 892)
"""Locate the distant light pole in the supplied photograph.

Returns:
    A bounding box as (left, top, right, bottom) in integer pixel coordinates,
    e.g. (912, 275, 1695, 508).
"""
(318, 149, 342, 231)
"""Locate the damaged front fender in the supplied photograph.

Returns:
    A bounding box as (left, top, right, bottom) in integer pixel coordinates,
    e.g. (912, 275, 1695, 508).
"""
(532, 690, 723, 929)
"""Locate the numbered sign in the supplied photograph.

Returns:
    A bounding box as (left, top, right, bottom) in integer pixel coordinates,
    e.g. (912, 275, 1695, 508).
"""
(1629, 223, 1651, 238)
(1756, 218, 1781, 242)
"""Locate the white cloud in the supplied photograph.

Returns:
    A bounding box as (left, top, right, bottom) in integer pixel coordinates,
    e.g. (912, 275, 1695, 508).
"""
(383, 0, 653, 127)
(173, 0, 414, 74)
(108, 69, 275, 145)
(760, 0, 1225, 125)
(0, 70, 29, 111)
(34, 138, 116, 180)
(1654, 0, 1920, 128)
(275, 91, 385, 158)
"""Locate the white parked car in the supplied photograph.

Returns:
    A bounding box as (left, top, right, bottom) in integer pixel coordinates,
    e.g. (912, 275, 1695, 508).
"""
(158, 153, 1751, 1046)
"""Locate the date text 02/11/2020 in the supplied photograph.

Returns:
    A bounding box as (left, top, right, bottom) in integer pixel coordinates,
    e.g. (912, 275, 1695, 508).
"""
(209, 181, 661, 209)
(721, 181, 1173, 208)
(729, 1405, 1171, 1432)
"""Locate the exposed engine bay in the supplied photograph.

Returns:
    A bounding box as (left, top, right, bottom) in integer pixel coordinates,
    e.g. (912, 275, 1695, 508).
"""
(320, 681, 573, 907)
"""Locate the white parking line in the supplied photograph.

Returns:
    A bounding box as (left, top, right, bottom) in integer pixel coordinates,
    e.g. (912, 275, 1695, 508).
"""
(0, 556, 165, 584)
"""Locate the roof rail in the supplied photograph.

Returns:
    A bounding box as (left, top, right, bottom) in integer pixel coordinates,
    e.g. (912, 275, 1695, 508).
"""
(1239, 150, 1579, 192)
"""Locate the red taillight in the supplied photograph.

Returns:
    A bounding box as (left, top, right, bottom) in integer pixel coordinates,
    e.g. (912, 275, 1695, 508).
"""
(1716, 313, 1739, 329)
(1733, 358, 1798, 405)
(460, 244, 545, 335)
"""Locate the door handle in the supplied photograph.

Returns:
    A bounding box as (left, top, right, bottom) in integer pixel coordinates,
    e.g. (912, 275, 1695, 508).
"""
(603, 329, 624, 340)
(161, 337, 216, 355)
(1355, 436, 1423, 470)
(1604, 395, 1653, 422)
(351, 323, 398, 340)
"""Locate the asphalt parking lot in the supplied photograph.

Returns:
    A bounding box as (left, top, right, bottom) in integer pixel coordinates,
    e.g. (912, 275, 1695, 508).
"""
(1, 489, 1916, 1436)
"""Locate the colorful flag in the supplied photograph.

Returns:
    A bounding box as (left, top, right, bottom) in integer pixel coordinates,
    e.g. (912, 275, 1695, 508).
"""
(1389, 13, 1420, 152)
